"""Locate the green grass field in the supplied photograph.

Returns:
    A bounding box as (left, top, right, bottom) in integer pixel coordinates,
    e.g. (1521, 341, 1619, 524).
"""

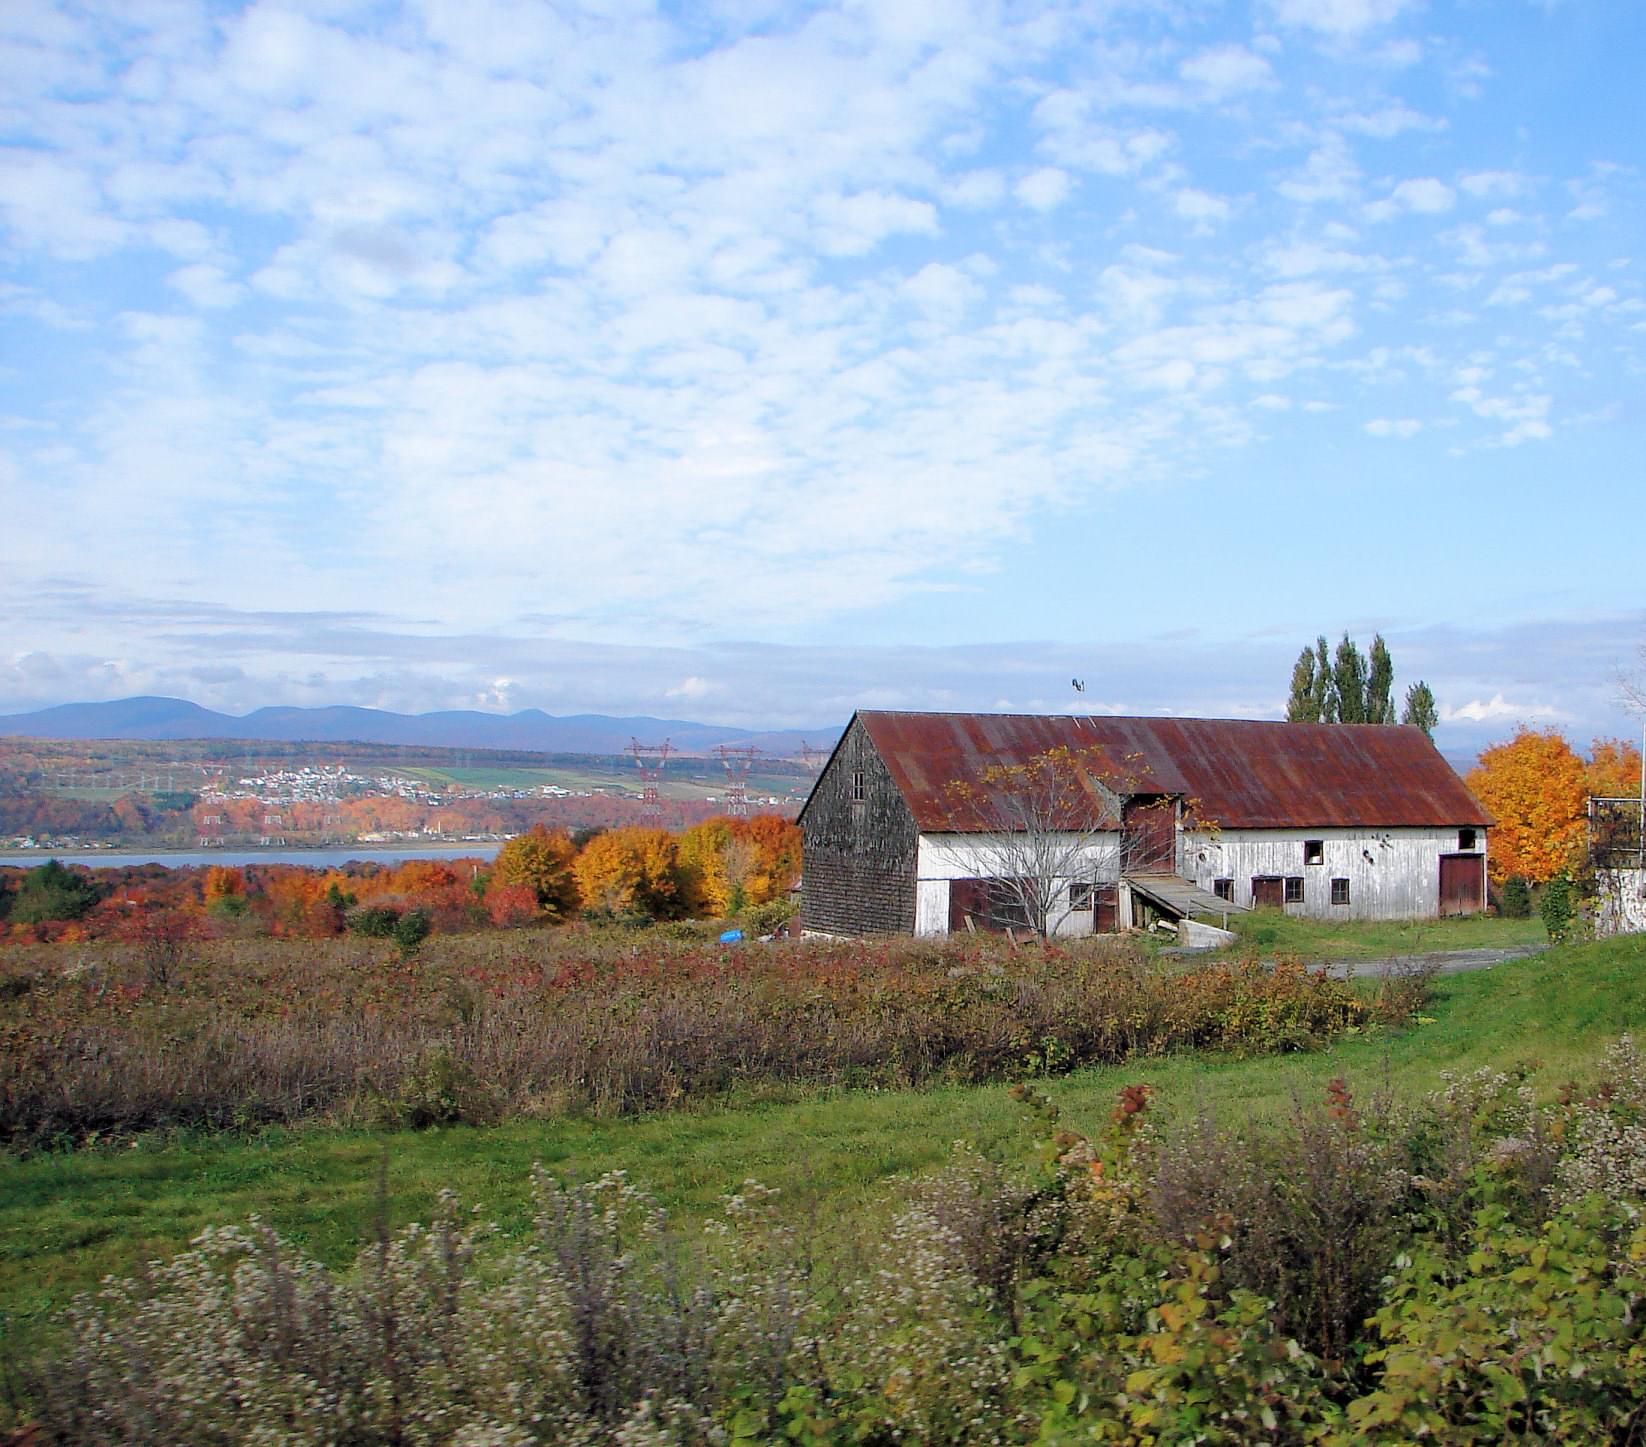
(2, 929, 1640, 1365)
(1220, 908, 1545, 958)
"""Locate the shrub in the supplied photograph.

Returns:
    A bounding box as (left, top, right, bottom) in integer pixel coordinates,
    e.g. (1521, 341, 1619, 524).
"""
(19, 1048, 1646, 1444)
(1498, 874, 1531, 918)
(0, 934, 1376, 1145)
(1539, 872, 1576, 941)
(394, 909, 432, 958)
(347, 904, 401, 938)
(740, 897, 799, 937)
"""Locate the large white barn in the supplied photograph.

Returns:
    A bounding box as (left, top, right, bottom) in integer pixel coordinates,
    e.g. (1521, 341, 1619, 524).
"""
(799, 710, 1493, 938)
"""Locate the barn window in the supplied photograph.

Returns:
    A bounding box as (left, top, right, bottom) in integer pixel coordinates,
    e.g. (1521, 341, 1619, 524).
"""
(1068, 881, 1095, 911)
(1213, 878, 1233, 901)
(1331, 877, 1351, 906)
(1284, 876, 1305, 904)
(1304, 839, 1324, 865)
(1459, 828, 1477, 851)
(851, 770, 865, 803)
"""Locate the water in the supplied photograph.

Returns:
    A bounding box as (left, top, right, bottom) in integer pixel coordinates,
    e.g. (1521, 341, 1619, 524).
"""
(0, 844, 502, 871)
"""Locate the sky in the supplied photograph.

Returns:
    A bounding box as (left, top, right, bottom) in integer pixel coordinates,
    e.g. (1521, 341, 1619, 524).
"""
(2, 0, 1643, 761)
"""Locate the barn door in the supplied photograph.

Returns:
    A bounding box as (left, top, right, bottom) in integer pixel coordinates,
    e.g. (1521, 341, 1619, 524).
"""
(949, 879, 988, 933)
(1093, 884, 1118, 933)
(1122, 797, 1177, 874)
(1251, 875, 1284, 909)
(1438, 854, 1485, 916)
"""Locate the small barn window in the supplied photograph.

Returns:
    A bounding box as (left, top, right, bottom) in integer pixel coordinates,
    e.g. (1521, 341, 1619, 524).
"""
(1213, 878, 1233, 900)
(1284, 876, 1305, 904)
(851, 770, 865, 803)
(1331, 877, 1351, 906)
(1304, 839, 1324, 865)
(1459, 828, 1477, 851)
(1068, 881, 1095, 911)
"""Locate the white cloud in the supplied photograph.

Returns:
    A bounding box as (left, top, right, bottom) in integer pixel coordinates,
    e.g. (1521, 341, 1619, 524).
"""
(1363, 416, 1421, 437)
(1268, 0, 1412, 37)
(1179, 45, 1274, 98)
(1391, 177, 1456, 214)
(1460, 170, 1528, 200)
(1173, 188, 1232, 228)
(1442, 692, 1569, 723)
(1015, 167, 1071, 212)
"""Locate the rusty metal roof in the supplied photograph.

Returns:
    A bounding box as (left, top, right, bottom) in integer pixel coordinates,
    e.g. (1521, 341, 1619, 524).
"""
(856, 711, 1493, 832)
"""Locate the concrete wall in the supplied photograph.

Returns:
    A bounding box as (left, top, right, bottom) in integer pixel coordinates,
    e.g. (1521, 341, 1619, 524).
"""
(1181, 826, 1485, 920)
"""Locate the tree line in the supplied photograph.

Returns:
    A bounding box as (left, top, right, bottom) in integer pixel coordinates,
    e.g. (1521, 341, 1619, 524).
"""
(1286, 632, 1438, 737)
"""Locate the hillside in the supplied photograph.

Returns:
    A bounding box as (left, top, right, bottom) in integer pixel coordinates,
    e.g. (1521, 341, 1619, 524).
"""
(0, 696, 839, 758)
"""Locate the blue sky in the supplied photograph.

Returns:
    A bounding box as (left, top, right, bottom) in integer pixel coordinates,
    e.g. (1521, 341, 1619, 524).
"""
(2, 0, 1643, 760)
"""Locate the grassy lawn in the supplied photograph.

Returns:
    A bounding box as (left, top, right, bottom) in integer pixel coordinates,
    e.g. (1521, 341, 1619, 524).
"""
(2, 930, 1640, 1364)
(1220, 908, 1546, 959)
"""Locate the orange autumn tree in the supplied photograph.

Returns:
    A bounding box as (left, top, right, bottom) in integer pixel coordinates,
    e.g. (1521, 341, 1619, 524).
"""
(739, 814, 802, 904)
(489, 826, 579, 920)
(572, 826, 681, 919)
(1466, 726, 1588, 886)
(677, 815, 804, 917)
(1585, 736, 1643, 801)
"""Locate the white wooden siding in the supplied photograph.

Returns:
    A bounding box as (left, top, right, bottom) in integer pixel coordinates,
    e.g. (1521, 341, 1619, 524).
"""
(915, 831, 1124, 937)
(1181, 826, 1487, 920)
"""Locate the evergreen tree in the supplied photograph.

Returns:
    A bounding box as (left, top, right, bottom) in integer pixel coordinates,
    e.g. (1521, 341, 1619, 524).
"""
(10, 860, 102, 924)
(1401, 681, 1439, 740)
(1332, 633, 1370, 723)
(1366, 634, 1396, 724)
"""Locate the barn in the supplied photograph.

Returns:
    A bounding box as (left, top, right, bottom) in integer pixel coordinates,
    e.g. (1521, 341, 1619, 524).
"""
(799, 710, 1493, 938)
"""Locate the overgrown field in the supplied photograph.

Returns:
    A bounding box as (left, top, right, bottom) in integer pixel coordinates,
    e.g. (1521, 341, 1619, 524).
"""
(6, 935, 1646, 1443)
(0, 930, 1378, 1147)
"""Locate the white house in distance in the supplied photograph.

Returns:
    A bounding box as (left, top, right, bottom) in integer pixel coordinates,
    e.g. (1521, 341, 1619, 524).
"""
(799, 710, 1494, 938)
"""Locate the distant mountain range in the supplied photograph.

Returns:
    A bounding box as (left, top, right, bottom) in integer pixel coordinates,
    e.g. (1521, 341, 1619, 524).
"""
(0, 696, 840, 759)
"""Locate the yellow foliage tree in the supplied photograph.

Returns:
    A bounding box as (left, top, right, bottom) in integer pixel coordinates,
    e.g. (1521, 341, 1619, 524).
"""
(677, 818, 734, 916)
(1465, 727, 1588, 886)
(490, 826, 579, 919)
(571, 827, 681, 919)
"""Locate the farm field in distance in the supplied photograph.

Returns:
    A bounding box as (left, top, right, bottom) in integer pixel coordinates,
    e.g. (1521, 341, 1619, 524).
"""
(0, 734, 810, 851)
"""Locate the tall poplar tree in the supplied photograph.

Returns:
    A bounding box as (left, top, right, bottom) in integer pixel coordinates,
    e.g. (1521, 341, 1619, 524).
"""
(1401, 681, 1439, 739)
(1366, 634, 1396, 724)
(1332, 634, 1370, 724)
(1286, 647, 1321, 722)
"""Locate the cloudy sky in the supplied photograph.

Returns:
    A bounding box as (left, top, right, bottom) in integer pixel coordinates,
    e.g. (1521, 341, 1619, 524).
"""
(2, 0, 1643, 759)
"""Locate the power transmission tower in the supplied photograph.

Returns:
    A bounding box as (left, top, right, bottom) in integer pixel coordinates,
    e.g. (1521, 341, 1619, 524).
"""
(716, 745, 760, 818)
(628, 739, 673, 823)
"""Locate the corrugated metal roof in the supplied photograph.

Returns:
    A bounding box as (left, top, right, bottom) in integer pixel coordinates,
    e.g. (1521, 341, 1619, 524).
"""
(856, 711, 1493, 832)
